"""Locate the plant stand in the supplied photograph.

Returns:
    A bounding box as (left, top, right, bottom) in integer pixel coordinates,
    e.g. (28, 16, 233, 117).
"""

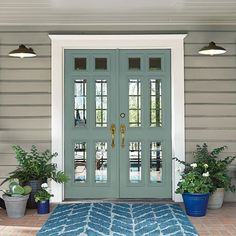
(2, 194, 29, 218)
(37, 200, 50, 214)
(182, 192, 210, 217)
(208, 188, 225, 209)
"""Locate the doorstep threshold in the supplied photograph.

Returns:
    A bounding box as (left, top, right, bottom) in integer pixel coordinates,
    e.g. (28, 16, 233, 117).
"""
(63, 198, 173, 204)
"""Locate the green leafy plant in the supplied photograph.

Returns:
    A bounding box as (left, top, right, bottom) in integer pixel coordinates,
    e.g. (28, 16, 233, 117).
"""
(175, 143, 236, 194)
(34, 183, 53, 202)
(1, 145, 69, 185)
(175, 160, 214, 194)
(1, 179, 32, 197)
(192, 143, 236, 192)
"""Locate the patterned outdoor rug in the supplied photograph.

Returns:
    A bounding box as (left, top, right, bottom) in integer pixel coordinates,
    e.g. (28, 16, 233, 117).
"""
(37, 203, 199, 236)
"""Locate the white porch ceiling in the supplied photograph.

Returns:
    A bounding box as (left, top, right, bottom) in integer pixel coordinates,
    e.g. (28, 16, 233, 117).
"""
(0, 0, 236, 25)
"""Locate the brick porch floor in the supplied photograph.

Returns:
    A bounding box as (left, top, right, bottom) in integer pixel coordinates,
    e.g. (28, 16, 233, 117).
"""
(0, 203, 236, 236)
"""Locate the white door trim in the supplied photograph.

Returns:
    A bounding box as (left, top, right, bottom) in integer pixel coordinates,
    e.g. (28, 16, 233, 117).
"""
(49, 34, 187, 202)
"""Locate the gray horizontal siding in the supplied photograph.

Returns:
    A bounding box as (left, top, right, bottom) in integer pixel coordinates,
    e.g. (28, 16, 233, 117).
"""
(185, 104, 236, 116)
(0, 81, 51, 93)
(0, 106, 50, 117)
(185, 80, 236, 92)
(0, 32, 50, 44)
(184, 30, 236, 202)
(185, 141, 236, 153)
(185, 93, 236, 104)
(0, 154, 19, 165)
(185, 56, 236, 68)
(185, 31, 236, 43)
(185, 117, 236, 128)
(185, 68, 236, 80)
(0, 118, 50, 129)
(0, 30, 52, 187)
(0, 130, 50, 141)
(0, 57, 51, 69)
(0, 69, 50, 81)
(0, 166, 17, 178)
(0, 94, 50, 105)
(0, 27, 235, 201)
(0, 142, 51, 154)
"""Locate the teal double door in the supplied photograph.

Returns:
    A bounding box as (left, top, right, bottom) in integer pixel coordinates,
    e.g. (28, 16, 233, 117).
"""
(64, 49, 171, 199)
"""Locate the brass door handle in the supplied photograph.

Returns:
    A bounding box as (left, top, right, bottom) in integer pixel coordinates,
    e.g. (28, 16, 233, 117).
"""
(120, 124, 126, 148)
(110, 124, 116, 149)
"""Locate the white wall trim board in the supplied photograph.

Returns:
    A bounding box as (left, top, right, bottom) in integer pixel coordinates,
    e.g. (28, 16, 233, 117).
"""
(49, 34, 186, 202)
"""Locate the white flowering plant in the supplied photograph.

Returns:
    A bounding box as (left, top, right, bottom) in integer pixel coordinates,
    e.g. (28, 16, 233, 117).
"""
(175, 143, 236, 194)
(175, 160, 214, 194)
(34, 183, 53, 202)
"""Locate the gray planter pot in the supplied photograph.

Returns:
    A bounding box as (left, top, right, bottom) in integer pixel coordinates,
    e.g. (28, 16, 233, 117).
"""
(208, 188, 225, 209)
(2, 194, 29, 218)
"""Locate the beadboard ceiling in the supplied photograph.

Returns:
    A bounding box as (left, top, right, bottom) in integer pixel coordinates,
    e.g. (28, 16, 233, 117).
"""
(1, 0, 236, 25)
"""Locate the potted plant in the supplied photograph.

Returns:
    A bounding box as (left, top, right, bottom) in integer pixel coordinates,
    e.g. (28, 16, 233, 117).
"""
(1, 179, 32, 218)
(175, 158, 214, 217)
(1, 145, 69, 209)
(35, 183, 53, 214)
(192, 143, 236, 209)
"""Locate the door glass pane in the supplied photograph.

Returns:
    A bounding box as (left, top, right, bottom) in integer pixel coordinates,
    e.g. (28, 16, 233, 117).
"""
(129, 58, 140, 70)
(96, 80, 108, 127)
(150, 142, 162, 183)
(75, 58, 87, 70)
(95, 142, 108, 183)
(150, 80, 162, 127)
(149, 58, 161, 70)
(129, 80, 141, 127)
(74, 80, 87, 127)
(74, 142, 87, 182)
(129, 142, 142, 183)
(95, 58, 107, 70)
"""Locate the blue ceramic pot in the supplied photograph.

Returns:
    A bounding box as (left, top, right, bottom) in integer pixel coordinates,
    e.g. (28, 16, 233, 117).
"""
(182, 192, 210, 217)
(37, 200, 50, 214)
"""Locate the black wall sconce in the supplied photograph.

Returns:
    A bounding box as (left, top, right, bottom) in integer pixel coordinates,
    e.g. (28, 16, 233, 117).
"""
(198, 42, 226, 56)
(8, 44, 36, 58)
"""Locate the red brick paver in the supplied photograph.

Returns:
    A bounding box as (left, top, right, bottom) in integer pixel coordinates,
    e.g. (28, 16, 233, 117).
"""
(0, 207, 51, 236)
(188, 202, 236, 236)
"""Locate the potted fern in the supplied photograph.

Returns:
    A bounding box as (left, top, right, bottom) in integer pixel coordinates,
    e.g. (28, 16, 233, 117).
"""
(1, 145, 69, 208)
(192, 143, 236, 209)
(1, 179, 32, 218)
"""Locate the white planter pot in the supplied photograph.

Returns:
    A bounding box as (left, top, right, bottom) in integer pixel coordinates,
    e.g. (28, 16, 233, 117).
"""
(2, 194, 29, 218)
(208, 188, 225, 209)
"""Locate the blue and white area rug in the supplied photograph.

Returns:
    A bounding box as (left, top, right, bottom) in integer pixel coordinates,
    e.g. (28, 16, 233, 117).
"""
(37, 203, 198, 236)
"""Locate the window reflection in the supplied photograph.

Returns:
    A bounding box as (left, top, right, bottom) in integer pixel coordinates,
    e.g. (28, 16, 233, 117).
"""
(74, 142, 87, 182)
(95, 142, 108, 183)
(129, 80, 141, 127)
(150, 142, 162, 183)
(129, 142, 142, 183)
(96, 80, 108, 127)
(150, 80, 162, 127)
(74, 80, 87, 127)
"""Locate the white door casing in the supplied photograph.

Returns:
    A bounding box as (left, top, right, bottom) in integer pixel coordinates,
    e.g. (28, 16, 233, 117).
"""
(49, 34, 187, 202)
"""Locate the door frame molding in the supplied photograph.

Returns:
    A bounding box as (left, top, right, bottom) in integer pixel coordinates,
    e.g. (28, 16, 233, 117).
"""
(49, 34, 187, 202)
